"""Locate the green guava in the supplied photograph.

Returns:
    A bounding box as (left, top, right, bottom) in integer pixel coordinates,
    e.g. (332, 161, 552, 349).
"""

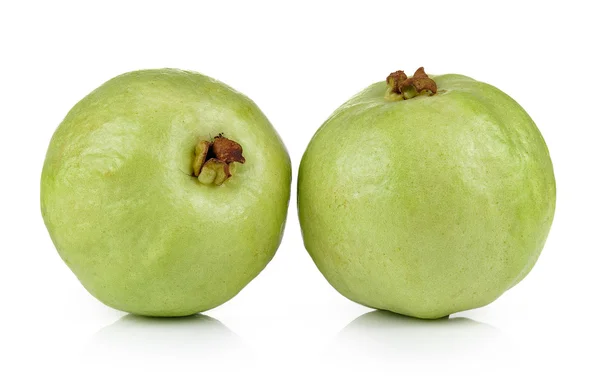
(41, 69, 291, 317)
(298, 68, 555, 319)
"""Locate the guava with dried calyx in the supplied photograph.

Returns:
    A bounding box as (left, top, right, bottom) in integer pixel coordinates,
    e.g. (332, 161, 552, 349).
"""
(41, 69, 291, 317)
(298, 67, 555, 319)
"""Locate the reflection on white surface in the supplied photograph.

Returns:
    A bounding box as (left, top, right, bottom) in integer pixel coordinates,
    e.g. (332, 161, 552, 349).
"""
(81, 314, 254, 374)
(323, 310, 519, 375)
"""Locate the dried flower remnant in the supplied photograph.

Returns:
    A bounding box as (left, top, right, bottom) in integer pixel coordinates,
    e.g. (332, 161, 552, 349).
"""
(193, 135, 245, 185)
(385, 67, 437, 100)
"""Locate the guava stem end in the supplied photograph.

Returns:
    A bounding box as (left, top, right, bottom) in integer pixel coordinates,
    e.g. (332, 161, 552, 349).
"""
(192, 135, 245, 186)
(385, 67, 437, 101)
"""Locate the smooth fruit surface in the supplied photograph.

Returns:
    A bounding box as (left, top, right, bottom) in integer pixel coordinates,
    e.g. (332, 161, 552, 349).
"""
(298, 71, 555, 319)
(41, 69, 291, 316)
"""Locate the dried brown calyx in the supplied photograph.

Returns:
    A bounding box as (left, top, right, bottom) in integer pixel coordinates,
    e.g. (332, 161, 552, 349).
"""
(385, 67, 437, 101)
(192, 135, 245, 185)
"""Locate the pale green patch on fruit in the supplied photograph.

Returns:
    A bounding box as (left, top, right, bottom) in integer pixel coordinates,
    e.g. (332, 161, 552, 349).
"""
(193, 140, 211, 177)
(199, 159, 229, 185)
(41, 69, 291, 317)
(298, 68, 555, 319)
(197, 161, 219, 184)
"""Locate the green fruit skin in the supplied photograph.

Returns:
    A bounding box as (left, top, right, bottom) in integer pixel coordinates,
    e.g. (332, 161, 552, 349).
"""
(41, 69, 291, 316)
(298, 74, 555, 319)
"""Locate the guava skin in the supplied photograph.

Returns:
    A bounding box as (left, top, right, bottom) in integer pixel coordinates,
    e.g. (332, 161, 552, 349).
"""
(41, 69, 291, 317)
(298, 73, 555, 319)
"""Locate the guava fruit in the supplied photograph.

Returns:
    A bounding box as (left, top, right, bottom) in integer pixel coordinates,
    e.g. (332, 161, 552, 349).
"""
(41, 69, 291, 317)
(298, 67, 555, 319)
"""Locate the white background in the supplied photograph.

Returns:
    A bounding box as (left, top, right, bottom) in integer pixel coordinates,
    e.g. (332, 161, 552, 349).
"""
(1, 1, 598, 376)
